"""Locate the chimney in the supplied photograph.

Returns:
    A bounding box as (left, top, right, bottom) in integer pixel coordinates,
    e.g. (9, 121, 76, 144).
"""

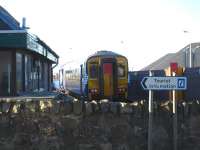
(22, 17, 26, 30)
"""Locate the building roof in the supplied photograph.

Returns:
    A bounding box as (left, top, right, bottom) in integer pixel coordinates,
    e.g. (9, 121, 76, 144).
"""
(0, 30, 59, 63)
(87, 50, 126, 61)
(0, 6, 21, 30)
(0, 6, 59, 63)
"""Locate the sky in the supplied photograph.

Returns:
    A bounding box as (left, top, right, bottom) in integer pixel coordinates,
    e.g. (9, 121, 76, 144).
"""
(1, 0, 200, 71)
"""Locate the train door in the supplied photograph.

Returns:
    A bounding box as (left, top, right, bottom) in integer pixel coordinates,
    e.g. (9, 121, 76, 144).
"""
(102, 60, 116, 98)
(59, 69, 64, 88)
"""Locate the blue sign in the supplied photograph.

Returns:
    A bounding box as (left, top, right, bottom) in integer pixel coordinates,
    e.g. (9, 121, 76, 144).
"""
(141, 76, 187, 90)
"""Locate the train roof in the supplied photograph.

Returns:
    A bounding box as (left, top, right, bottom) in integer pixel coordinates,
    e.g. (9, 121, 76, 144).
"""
(87, 50, 127, 60)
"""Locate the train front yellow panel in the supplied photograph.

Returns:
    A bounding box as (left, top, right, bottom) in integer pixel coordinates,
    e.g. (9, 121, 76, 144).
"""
(116, 56, 128, 98)
(86, 51, 128, 100)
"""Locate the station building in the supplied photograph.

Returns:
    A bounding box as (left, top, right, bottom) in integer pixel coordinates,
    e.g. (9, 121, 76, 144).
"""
(0, 6, 59, 96)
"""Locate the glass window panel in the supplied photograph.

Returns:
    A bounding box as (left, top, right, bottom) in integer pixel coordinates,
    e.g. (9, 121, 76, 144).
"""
(43, 62, 48, 90)
(0, 51, 11, 96)
(118, 64, 125, 78)
(89, 64, 98, 79)
(16, 53, 23, 94)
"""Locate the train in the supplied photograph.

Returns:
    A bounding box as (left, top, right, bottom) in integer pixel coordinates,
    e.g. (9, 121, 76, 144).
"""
(59, 50, 128, 100)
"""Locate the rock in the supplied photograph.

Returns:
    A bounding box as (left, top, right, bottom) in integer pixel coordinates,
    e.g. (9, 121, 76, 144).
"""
(120, 103, 132, 114)
(113, 144, 129, 150)
(50, 100, 60, 114)
(73, 99, 83, 115)
(182, 102, 189, 117)
(11, 102, 20, 114)
(2, 102, 11, 113)
(78, 144, 98, 150)
(99, 143, 112, 150)
(111, 124, 131, 142)
(13, 133, 31, 146)
(39, 100, 52, 112)
(152, 126, 169, 150)
(62, 115, 81, 130)
(100, 100, 110, 113)
(133, 126, 142, 136)
(46, 136, 61, 150)
(25, 100, 36, 113)
(91, 100, 99, 112)
(190, 102, 200, 116)
(85, 102, 93, 115)
(60, 101, 73, 115)
(110, 102, 120, 114)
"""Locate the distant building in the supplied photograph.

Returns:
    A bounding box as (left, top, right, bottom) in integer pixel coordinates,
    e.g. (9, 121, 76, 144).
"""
(142, 42, 200, 71)
(0, 6, 59, 96)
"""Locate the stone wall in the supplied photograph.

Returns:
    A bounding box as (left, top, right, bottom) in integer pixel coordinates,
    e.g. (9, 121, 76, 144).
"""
(0, 97, 200, 150)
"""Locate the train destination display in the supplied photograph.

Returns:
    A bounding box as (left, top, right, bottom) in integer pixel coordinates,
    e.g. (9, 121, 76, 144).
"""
(141, 76, 187, 90)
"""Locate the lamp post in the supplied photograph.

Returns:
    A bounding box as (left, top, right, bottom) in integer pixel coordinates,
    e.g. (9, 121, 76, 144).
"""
(192, 46, 200, 67)
(185, 45, 200, 68)
(183, 30, 192, 68)
(189, 43, 192, 68)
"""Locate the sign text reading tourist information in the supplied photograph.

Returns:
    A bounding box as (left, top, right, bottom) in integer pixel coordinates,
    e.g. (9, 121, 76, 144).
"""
(141, 77, 187, 90)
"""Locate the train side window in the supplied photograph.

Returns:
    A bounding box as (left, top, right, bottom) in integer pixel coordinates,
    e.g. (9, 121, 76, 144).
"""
(118, 64, 125, 78)
(89, 64, 98, 79)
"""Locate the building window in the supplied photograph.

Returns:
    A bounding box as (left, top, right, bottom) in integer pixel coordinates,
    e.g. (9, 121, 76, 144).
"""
(25, 55, 32, 91)
(16, 53, 23, 94)
(0, 51, 11, 96)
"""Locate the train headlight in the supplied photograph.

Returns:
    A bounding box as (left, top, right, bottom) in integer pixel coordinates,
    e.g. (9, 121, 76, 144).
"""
(90, 88, 98, 94)
(117, 88, 126, 93)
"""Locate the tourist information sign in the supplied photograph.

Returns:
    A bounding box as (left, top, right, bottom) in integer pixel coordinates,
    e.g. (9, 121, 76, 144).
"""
(141, 76, 187, 90)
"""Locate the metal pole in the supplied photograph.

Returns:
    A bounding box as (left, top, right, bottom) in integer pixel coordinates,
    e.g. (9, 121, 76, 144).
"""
(172, 72, 177, 150)
(189, 43, 192, 68)
(148, 70, 153, 150)
(80, 64, 83, 95)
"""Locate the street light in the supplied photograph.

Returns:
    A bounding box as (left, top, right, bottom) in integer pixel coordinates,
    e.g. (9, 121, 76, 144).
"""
(185, 44, 200, 68)
(193, 45, 200, 67)
(183, 30, 192, 67)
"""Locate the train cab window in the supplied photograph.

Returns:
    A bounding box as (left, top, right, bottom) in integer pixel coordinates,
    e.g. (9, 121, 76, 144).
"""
(118, 64, 125, 78)
(89, 63, 98, 79)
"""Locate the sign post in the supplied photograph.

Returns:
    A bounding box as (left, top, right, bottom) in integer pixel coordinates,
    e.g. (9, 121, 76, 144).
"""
(141, 75, 187, 150)
(148, 71, 153, 150)
(172, 72, 178, 150)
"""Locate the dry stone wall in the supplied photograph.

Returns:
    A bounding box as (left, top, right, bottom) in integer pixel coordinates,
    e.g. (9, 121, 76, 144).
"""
(0, 97, 200, 150)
